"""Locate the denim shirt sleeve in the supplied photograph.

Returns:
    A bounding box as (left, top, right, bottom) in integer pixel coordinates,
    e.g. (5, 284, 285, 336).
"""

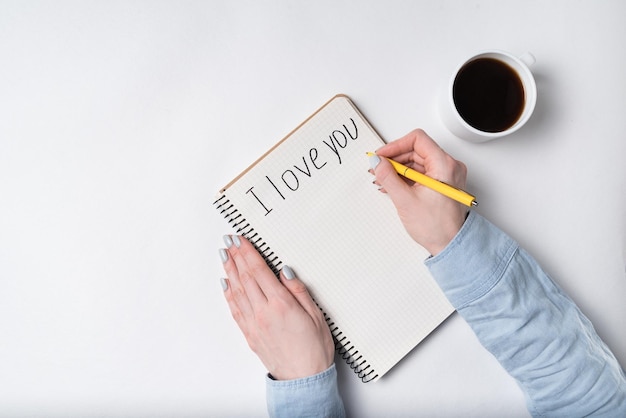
(426, 211, 626, 417)
(266, 363, 345, 418)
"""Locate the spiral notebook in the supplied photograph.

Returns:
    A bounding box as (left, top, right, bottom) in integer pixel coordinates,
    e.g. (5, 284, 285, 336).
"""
(214, 95, 453, 382)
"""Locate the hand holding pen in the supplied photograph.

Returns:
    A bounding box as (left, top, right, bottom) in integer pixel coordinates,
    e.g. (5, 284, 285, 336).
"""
(368, 129, 471, 256)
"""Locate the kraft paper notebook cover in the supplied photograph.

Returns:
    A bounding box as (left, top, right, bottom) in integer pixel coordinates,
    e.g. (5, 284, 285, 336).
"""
(214, 95, 453, 382)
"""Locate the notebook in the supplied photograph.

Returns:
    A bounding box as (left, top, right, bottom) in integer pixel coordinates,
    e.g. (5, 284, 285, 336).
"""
(214, 95, 453, 382)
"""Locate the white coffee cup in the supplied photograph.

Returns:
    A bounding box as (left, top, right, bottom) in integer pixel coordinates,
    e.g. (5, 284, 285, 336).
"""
(440, 50, 537, 143)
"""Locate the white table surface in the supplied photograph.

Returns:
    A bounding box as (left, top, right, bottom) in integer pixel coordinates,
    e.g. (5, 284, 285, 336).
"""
(1, 1, 625, 416)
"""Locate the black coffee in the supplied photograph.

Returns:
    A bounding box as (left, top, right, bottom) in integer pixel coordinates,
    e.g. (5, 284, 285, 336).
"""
(453, 58, 525, 133)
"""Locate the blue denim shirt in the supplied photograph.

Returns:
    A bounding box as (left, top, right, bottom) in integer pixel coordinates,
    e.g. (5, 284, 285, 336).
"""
(266, 212, 626, 417)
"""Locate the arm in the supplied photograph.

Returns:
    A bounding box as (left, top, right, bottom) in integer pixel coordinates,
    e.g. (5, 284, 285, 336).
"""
(426, 211, 626, 416)
(372, 129, 626, 416)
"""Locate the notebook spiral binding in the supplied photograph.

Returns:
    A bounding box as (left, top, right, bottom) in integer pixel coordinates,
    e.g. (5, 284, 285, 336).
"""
(214, 194, 378, 383)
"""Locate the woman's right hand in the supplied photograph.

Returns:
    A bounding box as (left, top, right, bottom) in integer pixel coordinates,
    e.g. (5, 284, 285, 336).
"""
(369, 129, 469, 256)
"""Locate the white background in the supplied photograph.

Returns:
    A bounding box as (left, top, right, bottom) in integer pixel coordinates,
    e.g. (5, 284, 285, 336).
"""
(1, 1, 624, 417)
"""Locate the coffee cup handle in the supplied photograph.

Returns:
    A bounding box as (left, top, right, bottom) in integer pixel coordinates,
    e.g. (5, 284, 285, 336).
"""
(519, 52, 536, 67)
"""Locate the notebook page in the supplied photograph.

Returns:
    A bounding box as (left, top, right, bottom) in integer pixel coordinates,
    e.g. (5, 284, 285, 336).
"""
(219, 96, 453, 380)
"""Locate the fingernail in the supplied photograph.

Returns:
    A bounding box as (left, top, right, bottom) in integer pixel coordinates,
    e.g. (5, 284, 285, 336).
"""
(232, 235, 241, 248)
(223, 235, 233, 248)
(219, 248, 228, 263)
(369, 154, 381, 170)
(282, 265, 295, 280)
(220, 277, 228, 291)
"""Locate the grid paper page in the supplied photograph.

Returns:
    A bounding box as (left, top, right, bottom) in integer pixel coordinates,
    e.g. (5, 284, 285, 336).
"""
(217, 95, 453, 381)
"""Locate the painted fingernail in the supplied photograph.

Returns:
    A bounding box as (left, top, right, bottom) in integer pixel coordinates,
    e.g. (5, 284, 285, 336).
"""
(369, 154, 381, 170)
(220, 277, 228, 291)
(219, 248, 228, 263)
(232, 235, 241, 248)
(282, 265, 296, 280)
(223, 235, 233, 248)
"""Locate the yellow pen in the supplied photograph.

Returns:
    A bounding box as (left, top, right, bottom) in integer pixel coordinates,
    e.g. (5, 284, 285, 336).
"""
(367, 152, 478, 207)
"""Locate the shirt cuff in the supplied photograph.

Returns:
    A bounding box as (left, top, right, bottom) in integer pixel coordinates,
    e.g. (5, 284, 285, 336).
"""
(266, 363, 345, 418)
(425, 210, 518, 309)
